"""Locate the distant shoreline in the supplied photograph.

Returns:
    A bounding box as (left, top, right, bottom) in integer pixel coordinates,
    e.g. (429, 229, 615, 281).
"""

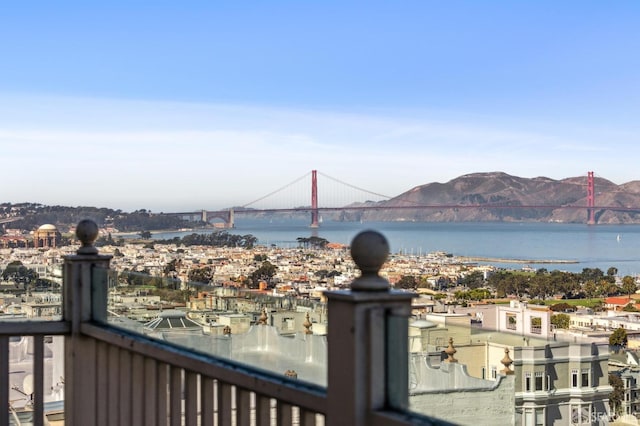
(458, 256, 578, 265)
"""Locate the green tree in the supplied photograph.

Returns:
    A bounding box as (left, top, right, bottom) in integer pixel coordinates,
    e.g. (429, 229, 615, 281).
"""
(609, 327, 628, 351)
(622, 303, 639, 312)
(488, 271, 529, 298)
(188, 266, 214, 284)
(549, 302, 576, 313)
(609, 373, 624, 415)
(583, 280, 598, 299)
(2, 261, 39, 293)
(139, 230, 152, 239)
(550, 313, 570, 329)
(529, 274, 553, 299)
(248, 261, 278, 289)
(396, 275, 418, 290)
(580, 268, 605, 284)
(622, 275, 637, 298)
(459, 271, 485, 289)
(163, 259, 179, 276)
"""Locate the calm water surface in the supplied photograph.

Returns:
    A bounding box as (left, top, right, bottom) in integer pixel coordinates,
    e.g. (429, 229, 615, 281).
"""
(154, 219, 640, 275)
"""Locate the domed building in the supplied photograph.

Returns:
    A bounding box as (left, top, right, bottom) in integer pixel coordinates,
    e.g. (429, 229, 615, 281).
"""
(33, 224, 62, 248)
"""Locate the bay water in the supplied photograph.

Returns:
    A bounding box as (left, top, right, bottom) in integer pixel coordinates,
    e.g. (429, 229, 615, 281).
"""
(151, 219, 640, 275)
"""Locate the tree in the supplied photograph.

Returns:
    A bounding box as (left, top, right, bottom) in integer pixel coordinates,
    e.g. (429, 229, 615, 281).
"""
(459, 271, 485, 289)
(489, 271, 529, 298)
(609, 373, 624, 415)
(583, 280, 598, 299)
(248, 261, 278, 289)
(550, 313, 570, 329)
(296, 236, 329, 249)
(396, 275, 418, 290)
(529, 274, 553, 299)
(580, 268, 605, 284)
(549, 302, 576, 313)
(188, 266, 214, 284)
(622, 275, 637, 298)
(163, 259, 179, 276)
(2, 260, 39, 293)
(609, 327, 628, 352)
(139, 230, 152, 239)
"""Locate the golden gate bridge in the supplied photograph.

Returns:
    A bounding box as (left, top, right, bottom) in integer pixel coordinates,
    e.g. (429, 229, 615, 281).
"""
(162, 170, 632, 228)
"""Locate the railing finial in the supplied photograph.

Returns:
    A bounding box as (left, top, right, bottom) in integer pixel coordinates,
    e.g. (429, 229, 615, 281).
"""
(75, 219, 99, 255)
(501, 347, 514, 375)
(445, 337, 458, 363)
(303, 312, 313, 334)
(350, 230, 390, 291)
(258, 308, 268, 325)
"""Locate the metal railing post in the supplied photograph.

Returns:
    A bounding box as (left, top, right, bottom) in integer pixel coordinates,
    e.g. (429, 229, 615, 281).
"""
(63, 220, 112, 426)
(325, 230, 415, 426)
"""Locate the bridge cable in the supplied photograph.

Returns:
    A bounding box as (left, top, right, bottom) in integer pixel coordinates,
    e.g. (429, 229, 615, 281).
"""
(242, 172, 312, 208)
(317, 171, 393, 201)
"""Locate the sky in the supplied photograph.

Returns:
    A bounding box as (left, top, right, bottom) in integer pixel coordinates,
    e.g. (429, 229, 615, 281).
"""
(1, 1, 639, 212)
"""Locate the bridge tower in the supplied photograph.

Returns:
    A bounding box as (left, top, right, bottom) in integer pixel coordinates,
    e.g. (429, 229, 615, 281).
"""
(587, 171, 596, 225)
(310, 170, 319, 228)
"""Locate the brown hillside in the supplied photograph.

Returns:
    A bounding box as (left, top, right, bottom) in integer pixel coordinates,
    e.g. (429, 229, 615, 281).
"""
(353, 172, 640, 224)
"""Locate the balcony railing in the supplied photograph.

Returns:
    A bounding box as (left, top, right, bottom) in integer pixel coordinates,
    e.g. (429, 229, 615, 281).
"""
(0, 221, 452, 426)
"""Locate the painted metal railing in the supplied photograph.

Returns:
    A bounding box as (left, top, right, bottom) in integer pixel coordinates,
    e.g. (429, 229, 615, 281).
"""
(0, 221, 452, 426)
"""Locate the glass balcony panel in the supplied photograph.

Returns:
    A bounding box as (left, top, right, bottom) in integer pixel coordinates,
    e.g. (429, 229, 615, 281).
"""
(4, 335, 65, 424)
(103, 269, 327, 388)
(0, 260, 63, 322)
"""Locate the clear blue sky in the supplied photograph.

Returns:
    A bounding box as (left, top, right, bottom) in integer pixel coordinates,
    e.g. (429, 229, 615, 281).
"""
(1, 1, 639, 211)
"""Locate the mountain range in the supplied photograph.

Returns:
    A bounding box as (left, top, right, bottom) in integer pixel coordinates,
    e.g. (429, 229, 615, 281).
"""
(340, 172, 640, 224)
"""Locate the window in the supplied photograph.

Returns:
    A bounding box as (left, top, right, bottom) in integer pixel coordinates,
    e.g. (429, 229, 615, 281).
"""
(491, 366, 497, 379)
(571, 369, 578, 388)
(581, 369, 589, 387)
(507, 313, 517, 330)
(547, 375, 552, 391)
(535, 408, 545, 426)
(571, 404, 591, 425)
(571, 406, 579, 425)
(580, 405, 590, 424)
(535, 371, 544, 391)
(525, 372, 532, 391)
(524, 408, 534, 426)
(531, 316, 542, 334)
(481, 367, 486, 379)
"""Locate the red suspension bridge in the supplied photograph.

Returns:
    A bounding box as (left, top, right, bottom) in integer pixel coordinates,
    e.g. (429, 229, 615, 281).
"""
(163, 170, 636, 228)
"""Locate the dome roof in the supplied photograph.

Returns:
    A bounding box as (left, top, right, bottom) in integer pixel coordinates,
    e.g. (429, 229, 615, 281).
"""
(37, 224, 58, 231)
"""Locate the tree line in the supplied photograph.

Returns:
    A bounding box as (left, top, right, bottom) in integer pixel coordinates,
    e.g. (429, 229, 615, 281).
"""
(153, 232, 257, 249)
(6, 203, 196, 232)
(395, 266, 638, 300)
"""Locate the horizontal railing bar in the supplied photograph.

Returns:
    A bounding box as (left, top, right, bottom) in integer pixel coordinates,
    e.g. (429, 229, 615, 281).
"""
(81, 322, 328, 414)
(0, 321, 70, 335)
(370, 410, 459, 426)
